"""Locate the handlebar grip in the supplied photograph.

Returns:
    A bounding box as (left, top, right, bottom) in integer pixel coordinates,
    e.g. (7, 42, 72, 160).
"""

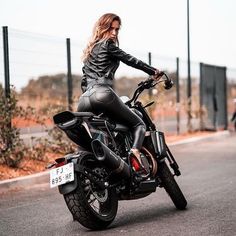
(158, 71, 165, 77)
(164, 80, 174, 90)
(161, 72, 173, 90)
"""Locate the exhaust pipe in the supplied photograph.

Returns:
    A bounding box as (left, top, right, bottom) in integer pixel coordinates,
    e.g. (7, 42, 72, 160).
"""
(91, 140, 130, 179)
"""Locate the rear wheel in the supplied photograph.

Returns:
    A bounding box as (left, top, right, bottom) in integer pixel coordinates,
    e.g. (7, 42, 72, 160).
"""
(158, 161, 187, 210)
(64, 153, 118, 230)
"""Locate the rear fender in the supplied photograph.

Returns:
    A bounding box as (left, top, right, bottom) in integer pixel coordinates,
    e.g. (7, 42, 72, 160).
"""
(58, 158, 78, 195)
(58, 151, 96, 195)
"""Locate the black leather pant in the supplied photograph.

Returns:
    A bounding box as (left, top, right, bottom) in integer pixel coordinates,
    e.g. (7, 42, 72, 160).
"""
(77, 84, 146, 150)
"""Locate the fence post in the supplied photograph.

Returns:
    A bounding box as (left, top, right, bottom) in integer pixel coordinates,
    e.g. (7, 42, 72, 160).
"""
(3, 26, 11, 100)
(66, 38, 73, 111)
(148, 52, 152, 98)
(3, 26, 11, 125)
(224, 66, 228, 130)
(199, 62, 204, 130)
(2, 26, 12, 148)
(176, 57, 180, 135)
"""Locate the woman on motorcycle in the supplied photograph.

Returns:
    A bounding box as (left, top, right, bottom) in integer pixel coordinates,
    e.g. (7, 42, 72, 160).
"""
(78, 13, 161, 168)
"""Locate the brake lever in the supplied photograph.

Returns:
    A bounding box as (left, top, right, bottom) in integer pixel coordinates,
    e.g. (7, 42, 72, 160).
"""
(143, 78, 155, 88)
(151, 79, 166, 88)
(143, 101, 155, 108)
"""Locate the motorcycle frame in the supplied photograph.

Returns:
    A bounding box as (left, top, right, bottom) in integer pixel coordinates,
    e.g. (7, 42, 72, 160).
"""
(53, 74, 180, 195)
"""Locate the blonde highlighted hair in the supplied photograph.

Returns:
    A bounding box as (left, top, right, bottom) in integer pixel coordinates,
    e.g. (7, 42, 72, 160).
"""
(82, 13, 121, 61)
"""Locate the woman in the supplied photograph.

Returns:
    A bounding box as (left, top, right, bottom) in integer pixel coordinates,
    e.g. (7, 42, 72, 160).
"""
(78, 13, 161, 169)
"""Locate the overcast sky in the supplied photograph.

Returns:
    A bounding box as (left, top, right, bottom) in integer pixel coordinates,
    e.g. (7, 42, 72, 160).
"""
(0, 0, 236, 89)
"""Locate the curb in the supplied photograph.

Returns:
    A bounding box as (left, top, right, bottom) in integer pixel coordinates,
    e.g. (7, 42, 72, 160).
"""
(0, 170, 50, 194)
(168, 130, 230, 146)
(0, 130, 231, 194)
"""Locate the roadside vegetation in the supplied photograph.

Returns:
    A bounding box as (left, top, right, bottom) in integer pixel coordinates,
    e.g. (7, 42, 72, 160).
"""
(0, 84, 76, 171)
(0, 72, 235, 180)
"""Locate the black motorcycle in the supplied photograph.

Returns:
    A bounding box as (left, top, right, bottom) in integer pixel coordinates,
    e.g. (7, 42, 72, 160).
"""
(48, 73, 187, 230)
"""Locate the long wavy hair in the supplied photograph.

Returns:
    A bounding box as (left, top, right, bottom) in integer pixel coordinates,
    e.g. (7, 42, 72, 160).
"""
(82, 13, 121, 61)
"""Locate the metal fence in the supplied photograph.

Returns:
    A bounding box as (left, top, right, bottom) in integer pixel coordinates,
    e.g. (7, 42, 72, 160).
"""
(1, 26, 236, 138)
(200, 64, 227, 130)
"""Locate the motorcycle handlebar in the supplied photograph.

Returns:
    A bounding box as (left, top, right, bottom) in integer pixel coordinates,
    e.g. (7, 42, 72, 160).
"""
(164, 79, 174, 90)
(127, 72, 174, 105)
(150, 72, 174, 90)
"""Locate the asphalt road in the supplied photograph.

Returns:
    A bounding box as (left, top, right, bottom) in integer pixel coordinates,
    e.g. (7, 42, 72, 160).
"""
(1, 133, 236, 236)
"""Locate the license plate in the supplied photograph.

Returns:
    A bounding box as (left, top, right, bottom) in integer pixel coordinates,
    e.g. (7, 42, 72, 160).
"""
(50, 162, 74, 188)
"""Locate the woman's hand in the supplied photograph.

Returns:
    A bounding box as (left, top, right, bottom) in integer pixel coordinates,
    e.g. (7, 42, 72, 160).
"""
(153, 69, 164, 80)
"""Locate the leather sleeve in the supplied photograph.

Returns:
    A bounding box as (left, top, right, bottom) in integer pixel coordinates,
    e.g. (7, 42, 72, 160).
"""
(107, 40, 156, 75)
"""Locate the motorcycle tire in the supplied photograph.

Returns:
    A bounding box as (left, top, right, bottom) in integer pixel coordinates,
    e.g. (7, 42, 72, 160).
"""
(64, 154, 118, 230)
(158, 161, 187, 210)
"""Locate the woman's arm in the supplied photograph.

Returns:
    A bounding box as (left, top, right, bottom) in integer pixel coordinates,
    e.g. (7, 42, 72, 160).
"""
(107, 40, 156, 75)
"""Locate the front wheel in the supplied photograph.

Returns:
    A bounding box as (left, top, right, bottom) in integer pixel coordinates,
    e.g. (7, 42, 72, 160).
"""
(158, 161, 187, 210)
(64, 154, 118, 230)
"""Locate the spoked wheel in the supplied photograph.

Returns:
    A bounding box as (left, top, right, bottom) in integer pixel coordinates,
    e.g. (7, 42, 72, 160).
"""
(64, 153, 118, 230)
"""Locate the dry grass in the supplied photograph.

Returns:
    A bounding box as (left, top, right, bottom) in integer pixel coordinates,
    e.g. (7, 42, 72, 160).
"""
(0, 130, 216, 181)
(0, 153, 57, 180)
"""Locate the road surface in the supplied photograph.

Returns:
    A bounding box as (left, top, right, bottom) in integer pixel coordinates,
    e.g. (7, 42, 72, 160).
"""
(1, 133, 236, 235)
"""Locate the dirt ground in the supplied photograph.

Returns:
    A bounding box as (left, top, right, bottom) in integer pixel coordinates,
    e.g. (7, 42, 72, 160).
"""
(0, 131, 215, 181)
(0, 153, 58, 181)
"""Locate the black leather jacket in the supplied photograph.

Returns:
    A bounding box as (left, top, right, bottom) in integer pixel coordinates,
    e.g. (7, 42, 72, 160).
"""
(81, 39, 156, 92)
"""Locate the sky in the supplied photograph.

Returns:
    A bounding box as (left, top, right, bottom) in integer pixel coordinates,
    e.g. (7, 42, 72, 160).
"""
(0, 0, 236, 90)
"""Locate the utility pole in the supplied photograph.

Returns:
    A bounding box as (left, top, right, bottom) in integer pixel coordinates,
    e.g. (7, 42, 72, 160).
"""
(187, 0, 192, 132)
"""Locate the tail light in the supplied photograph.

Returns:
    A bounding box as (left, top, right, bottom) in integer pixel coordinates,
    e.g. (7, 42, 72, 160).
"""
(55, 157, 67, 168)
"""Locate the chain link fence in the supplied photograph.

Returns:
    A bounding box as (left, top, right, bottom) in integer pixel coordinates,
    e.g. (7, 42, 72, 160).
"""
(1, 27, 236, 139)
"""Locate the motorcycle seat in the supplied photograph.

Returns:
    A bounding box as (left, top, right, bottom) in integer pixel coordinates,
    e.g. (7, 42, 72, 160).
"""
(53, 111, 95, 125)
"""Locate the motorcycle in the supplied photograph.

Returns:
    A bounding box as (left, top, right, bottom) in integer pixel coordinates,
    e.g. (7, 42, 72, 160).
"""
(48, 72, 187, 230)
